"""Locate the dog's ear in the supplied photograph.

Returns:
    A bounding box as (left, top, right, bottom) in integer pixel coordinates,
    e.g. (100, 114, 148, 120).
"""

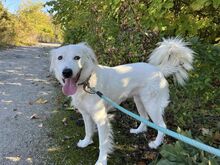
(49, 49, 56, 73)
(76, 42, 98, 84)
(80, 42, 98, 64)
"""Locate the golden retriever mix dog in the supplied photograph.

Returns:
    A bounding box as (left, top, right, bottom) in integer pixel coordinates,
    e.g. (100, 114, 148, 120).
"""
(50, 38, 194, 165)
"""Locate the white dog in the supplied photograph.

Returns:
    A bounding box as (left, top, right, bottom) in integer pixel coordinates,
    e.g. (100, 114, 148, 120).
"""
(50, 38, 194, 165)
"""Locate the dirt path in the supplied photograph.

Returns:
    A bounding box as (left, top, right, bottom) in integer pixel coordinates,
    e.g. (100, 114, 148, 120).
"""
(0, 44, 59, 165)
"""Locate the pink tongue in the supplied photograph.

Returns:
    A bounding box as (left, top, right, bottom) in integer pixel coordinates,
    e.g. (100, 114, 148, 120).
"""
(62, 78, 77, 96)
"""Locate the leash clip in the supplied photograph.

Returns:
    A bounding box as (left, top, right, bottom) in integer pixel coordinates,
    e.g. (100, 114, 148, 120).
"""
(79, 75, 102, 97)
(82, 81, 96, 94)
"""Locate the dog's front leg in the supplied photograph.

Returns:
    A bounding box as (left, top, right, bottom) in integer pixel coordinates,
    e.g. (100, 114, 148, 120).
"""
(92, 109, 113, 165)
(77, 112, 96, 148)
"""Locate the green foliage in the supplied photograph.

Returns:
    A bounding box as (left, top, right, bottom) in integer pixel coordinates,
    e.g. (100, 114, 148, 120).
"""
(167, 39, 220, 127)
(0, 2, 15, 46)
(0, 1, 63, 46)
(151, 128, 220, 165)
(13, 2, 63, 45)
(46, 0, 161, 66)
(46, 0, 220, 68)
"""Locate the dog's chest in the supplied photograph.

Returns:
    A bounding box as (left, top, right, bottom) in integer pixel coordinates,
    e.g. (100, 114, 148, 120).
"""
(71, 95, 84, 109)
(70, 90, 96, 111)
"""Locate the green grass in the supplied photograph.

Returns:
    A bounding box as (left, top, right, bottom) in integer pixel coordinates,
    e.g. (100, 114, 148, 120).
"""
(46, 110, 98, 165)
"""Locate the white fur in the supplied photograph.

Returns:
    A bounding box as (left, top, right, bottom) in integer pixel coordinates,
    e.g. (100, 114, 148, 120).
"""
(149, 37, 194, 85)
(50, 38, 194, 165)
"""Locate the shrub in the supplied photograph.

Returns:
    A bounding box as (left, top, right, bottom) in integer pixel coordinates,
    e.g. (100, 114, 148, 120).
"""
(13, 2, 63, 45)
(0, 2, 15, 46)
(151, 128, 220, 165)
(47, 0, 219, 65)
(0, 1, 63, 46)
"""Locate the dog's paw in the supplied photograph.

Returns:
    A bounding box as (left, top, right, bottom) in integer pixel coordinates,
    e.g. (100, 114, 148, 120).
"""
(95, 160, 107, 165)
(95, 162, 103, 165)
(77, 138, 93, 148)
(130, 127, 147, 134)
(148, 141, 159, 149)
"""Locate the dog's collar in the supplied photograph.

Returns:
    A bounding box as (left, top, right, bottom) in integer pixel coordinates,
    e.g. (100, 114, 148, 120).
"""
(78, 74, 91, 86)
(78, 74, 95, 94)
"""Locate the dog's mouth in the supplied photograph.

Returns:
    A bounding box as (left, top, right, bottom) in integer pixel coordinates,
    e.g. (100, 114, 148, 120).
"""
(62, 69, 82, 96)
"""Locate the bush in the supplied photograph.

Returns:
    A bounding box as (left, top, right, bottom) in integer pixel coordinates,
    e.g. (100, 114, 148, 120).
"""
(166, 38, 220, 128)
(0, 2, 15, 46)
(0, 2, 63, 46)
(151, 128, 220, 164)
(13, 2, 63, 45)
(47, 0, 219, 65)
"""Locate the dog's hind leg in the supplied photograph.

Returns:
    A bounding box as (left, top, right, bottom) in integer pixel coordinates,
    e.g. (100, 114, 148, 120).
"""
(77, 111, 96, 148)
(130, 96, 149, 134)
(147, 107, 166, 149)
(140, 94, 167, 149)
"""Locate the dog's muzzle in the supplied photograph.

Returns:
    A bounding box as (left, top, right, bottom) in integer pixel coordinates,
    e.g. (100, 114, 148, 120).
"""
(62, 68, 73, 78)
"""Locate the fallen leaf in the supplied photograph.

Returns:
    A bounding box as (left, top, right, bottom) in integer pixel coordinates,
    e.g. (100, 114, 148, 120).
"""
(38, 123, 43, 128)
(62, 118, 68, 126)
(26, 157, 33, 163)
(143, 151, 157, 160)
(30, 114, 40, 119)
(5, 156, 21, 162)
(137, 161, 146, 165)
(35, 97, 48, 104)
(213, 131, 220, 144)
(63, 135, 71, 141)
(201, 128, 210, 136)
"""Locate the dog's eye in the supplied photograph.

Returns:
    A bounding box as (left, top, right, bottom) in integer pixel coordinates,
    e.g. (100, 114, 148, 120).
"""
(74, 56, 80, 60)
(58, 56, 63, 60)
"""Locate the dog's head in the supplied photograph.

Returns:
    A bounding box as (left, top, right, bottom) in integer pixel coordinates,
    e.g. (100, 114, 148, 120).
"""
(50, 42, 98, 96)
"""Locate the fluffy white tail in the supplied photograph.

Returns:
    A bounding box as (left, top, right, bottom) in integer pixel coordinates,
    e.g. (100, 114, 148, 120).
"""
(148, 38, 194, 85)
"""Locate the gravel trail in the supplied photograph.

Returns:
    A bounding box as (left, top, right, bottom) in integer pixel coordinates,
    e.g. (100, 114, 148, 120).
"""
(0, 44, 59, 165)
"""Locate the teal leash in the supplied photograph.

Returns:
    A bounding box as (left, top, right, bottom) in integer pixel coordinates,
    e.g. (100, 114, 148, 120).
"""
(85, 87, 220, 157)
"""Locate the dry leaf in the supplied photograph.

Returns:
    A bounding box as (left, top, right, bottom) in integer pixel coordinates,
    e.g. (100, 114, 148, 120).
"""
(5, 156, 21, 161)
(30, 114, 40, 119)
(63, 135, 71, 141)
(35, 97, 48, 104)
(213, 132, 220, 144)
(62, 118, 68, 126)
(137, 161, 146, 165)
(143, 151, 157, 160)
(201, 128, 210, 136)
(38, 123, 43, 128)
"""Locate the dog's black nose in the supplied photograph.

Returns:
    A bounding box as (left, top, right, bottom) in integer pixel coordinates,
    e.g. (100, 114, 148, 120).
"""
(62, 68, 73, 78)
